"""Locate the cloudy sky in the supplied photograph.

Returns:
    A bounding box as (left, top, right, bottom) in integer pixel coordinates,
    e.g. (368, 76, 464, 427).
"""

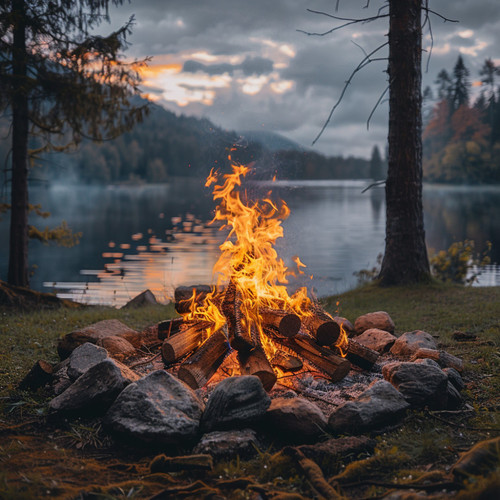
(108, 0, 500, 158)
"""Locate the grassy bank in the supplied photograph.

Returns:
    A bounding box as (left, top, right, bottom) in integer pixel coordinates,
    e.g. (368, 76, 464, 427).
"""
(0, 283, 499, 499)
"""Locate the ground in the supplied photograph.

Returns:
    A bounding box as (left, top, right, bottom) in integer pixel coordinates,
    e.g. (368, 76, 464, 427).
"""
(0, 283, 499, 499)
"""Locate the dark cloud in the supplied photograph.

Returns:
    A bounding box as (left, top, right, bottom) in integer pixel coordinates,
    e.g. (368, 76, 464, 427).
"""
(183, 56, 273, 76)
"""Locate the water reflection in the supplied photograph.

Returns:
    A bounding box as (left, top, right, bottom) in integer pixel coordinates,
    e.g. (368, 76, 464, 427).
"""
(0, 180, 499, 306)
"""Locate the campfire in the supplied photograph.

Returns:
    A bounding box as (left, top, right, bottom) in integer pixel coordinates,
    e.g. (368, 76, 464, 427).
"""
(159, 162, 379, 391)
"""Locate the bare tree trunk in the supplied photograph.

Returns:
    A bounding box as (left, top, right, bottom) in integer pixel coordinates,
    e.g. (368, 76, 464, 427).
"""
(379, 0, 430, 285)
(8, 0, 30, 287)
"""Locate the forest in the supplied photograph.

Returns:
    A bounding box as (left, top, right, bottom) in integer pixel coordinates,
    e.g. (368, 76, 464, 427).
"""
(422, 56, 500, 184)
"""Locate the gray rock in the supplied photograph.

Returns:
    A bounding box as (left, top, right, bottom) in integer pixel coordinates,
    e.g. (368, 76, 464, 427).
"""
(411, 348, 464, 372)
(265, 397, 327, 442)
(49, 358, 139, 414)
(328, 380, 409, 433)
(443, 367, 464, 391)
(354, 328, 397, 353)
(193, 429, 259, 460)
(67, 342, 108, 380)
(121, 289, 158, 309)
(354, 311, 395, 334)
(414, 358, 441, 369)
(105, 370, 205, 446)
(201, 376, 271, 433)
(390, 330, 437, 357)
(382, 361, 448, 409)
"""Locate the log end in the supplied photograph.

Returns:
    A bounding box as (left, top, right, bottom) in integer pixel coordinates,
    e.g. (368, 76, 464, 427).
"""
(316, 322, 340, 346)
(329, 357, 351, 382)
(279, 314, 301, 337)
(177, 366, 201, 390)
(252, 370, 277, 392)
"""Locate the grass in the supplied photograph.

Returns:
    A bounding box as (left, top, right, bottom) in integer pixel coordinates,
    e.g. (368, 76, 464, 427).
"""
(0, 283, 499, 499)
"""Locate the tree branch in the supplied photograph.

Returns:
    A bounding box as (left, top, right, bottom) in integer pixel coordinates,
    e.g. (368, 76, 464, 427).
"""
(367, 84, 389, 130)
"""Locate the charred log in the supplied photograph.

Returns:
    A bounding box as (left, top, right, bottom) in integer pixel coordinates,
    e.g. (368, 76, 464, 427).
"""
(158, 317, 184, 341)
(302, 306, 340, 346)
(261, 308, 301, 338)
(237, 345, 277, 391)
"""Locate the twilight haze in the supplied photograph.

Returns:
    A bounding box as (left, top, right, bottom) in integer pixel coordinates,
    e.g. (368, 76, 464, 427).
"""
(109, 0, 500, 159)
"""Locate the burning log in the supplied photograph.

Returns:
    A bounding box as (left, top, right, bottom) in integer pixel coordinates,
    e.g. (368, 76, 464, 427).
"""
(280, 333, 351, 382)
(230, 294, 256, 352)
(177, 329, 230, 389)
(302, 307, 341, 346)
(342, 339, 379, 370)
(174, 285, 216, 314)
(158, 317, 184, 341)
(272, 352, 303, 372)
(161, 322, 210, 364)
(261, 308, 301, 338)
(237, 345, 277, 391)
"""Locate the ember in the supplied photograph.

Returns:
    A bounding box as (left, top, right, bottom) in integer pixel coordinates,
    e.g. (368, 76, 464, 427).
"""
(161, 161, 368, 391)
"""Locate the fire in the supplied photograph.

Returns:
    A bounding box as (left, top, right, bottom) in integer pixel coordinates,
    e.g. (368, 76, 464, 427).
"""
(180, 159, 348, 359)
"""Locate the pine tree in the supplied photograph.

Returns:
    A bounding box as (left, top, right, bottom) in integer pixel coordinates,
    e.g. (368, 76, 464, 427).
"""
(369, 145, 384, 180)
(451, 55, 470, 111)
(0, 0, 148, 287)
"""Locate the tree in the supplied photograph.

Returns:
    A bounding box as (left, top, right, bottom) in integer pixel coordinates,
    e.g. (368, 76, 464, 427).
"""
(435, 69, 453, 102)
(378, 0, 430, 284)
(369, 145, 384, 180)
(451, 55, 470, 111)
(0, 0, 148, 287)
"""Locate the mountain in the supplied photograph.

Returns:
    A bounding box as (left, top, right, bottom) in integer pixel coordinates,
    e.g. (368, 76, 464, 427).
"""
(237, 130, 305, 152)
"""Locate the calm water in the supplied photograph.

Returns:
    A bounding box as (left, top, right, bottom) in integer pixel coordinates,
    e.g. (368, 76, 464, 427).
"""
(1, 179, 499, 306)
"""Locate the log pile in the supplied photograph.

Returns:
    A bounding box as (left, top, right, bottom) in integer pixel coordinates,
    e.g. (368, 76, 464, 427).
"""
(157, 285, 380, 391)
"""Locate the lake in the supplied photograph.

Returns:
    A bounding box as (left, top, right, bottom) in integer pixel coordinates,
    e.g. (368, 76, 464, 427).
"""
(1, 179, 499, 306)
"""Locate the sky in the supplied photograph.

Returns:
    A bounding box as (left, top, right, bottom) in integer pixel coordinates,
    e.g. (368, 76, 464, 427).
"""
(107, 0, 500, 159)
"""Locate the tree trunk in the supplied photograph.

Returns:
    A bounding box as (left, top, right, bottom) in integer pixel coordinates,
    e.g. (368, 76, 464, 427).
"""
(8, 0, 30, 287)
(379, 0, 430, 285)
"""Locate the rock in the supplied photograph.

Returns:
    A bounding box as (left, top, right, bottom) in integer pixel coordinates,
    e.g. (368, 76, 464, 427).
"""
(333, 316, 356, 337)
(150, 454, 213, 472)
(452, 437, 500, 479)
(201, 376, 271, 433)
(413, 358, 441, 369)
(390, 330, 437, 357)
(51, 358, 71, 395)
(446, 381, 463, 409)
(193, 429, 260, 460)
(49, 358, 139, 415)
(105, 370, 204, 446)
(382, 361, 448, 409)
(57, 319, 139, 359)
(121, 289, 158, 309)
(354, 311, 395, 334)
(443, 367, 464, 391)
(96, 336, 136, 359)
(265, 397, 327, 443)
(328, 380, 409, 433)
(299, 436, 376, 464)
(411, 348, 464, 372)
(67, 342, 108, 380)
(353, 328, 397, 353)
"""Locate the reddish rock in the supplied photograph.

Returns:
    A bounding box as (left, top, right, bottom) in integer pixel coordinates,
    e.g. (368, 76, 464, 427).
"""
(411, 348, 464, 372)
(354, 311, 395, 334)
(353, 328, 397, 353)
(57, 319, 139, 359)
(390, 330, 437, 357)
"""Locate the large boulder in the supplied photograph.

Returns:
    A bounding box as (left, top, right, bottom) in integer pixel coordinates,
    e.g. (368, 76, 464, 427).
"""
(49, 358, 139, 415)
(265, 397, 327, 443)
(105, 370, 204, 446)
(390, 330, 437, 357)
(328, 380, 409, 433)
(382, 361, 448, 409)
(354, 311, 395, 334)
(201, 376, 271, 433)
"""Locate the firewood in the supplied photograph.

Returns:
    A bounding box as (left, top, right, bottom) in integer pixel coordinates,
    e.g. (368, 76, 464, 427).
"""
(280, 334, 351, 382)
(261, 308, 301, 338)
(229, 294, 256, 352)
(18, 360, 53, 390)
(302, 306, 340, 346)
(158, 317, 184, 340)
(161, 322, 210, 363)
(272, 352, 303, 372)
(174, 284, 215, 314)
(342, 339, 379, 370)
(177, 329, 230, 389)
(237, 346, 277, 391)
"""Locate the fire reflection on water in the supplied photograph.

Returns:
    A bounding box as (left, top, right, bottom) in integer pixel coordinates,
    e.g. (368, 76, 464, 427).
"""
(47, 217, 225, 307)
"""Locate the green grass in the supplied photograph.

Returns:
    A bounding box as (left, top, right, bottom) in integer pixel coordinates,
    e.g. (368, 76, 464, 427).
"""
(0, 283, 499, 499)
